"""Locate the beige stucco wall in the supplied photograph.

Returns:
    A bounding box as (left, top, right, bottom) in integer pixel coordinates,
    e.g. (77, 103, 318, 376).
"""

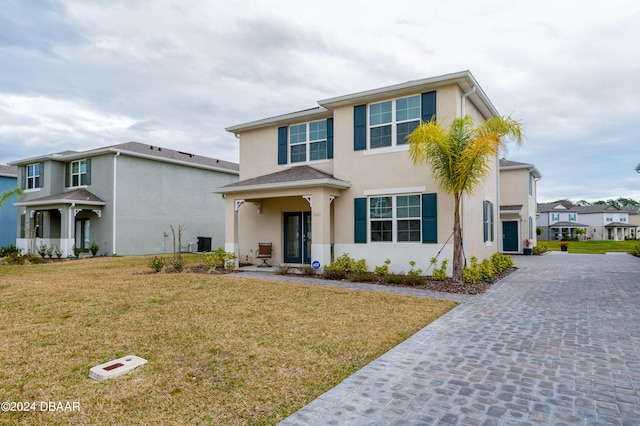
(500, 168, 539, 251)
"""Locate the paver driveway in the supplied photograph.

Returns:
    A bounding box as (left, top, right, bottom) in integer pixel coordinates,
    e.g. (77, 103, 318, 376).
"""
(278, 252, 640, 425)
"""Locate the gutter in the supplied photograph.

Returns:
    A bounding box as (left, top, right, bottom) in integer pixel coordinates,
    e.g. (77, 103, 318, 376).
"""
(113, 152, 120, 256)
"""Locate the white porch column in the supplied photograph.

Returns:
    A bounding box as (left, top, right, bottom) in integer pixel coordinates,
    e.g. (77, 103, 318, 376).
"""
(309, 188, 334, 270)
(224, 199, 244, 267)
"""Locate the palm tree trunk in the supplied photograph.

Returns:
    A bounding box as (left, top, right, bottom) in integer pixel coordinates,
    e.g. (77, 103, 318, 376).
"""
(452, 192, 463, 283)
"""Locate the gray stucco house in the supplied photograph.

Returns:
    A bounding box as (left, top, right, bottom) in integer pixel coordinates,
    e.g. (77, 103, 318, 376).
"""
(9, 142, 238, 257)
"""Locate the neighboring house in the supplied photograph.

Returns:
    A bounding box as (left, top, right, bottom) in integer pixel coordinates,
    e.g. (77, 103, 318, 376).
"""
(9, 142, 238, 257)
(499, 158, 541, 253)
(537, 203, 588, 240)
(621, 206, 640, 237)
(215, 71, 506, 275)
(0, 165, 19, 247)
(573, 205, 637, 241)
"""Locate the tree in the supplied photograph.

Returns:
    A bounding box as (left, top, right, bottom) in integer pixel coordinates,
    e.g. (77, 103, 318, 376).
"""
(0, 188, 22, 208)
(408, 114, 523, 283)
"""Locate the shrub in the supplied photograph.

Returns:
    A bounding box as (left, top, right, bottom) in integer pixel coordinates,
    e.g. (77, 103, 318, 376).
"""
(407, 260, 422, 277)
(202, 248, 236, 271)
(491, 252, 514, 273)
(89, 241, 100, 257)
(298, 265, 316, 276)
(374, 259, 391, 276)
(276, 264, 293, 275)
(532, 244, 548, 255)
(351, 271, 377, 282)
(384, 273, 406, 284)
(479, 259, 495, 280)
(632, 244, 640, 257)
(402, 274, 424, 286)
(0, 243, 20, 257)
(148, 256, 165, 272)
(37, 242, 48, 258)
(325, 253, 368, 274)
(431, 258, 448, 281)
(322, 266, 347, 280)
(462, 257, 481, 283)
(46, 244, 54, 258)
(171, 256, 184, 272)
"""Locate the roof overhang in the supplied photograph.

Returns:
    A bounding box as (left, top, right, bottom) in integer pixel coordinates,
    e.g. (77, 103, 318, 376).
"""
(226, 107, 332, 134)
(214, 178, 351, 194)
(500, 164, 542, 179)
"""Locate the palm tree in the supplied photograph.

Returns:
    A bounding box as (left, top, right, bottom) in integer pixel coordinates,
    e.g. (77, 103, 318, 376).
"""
(408, 114, 523, 283)
(0, 188, 22, 208)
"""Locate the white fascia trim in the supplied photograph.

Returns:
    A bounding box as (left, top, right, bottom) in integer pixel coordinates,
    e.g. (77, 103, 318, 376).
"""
(363, 187, 426, 196)
(15, 200, 106, 207)
(226, 107, 332, 133)
(213, 179, 351, 194)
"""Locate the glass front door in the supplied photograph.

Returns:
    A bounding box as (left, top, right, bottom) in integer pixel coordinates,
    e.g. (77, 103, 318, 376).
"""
(75, 219, 90, 252)
(284, 212, 311, 264)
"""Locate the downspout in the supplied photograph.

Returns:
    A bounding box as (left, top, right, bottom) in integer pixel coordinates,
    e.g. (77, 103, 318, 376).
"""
(460, 86, 476, 262)
(112, 152, 120, 256)
(69, 202, 75, 257)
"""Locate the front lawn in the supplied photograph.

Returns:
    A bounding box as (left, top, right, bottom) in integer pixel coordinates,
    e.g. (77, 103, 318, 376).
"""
(0, 256, 456, 425)
(544, 239, 640, 254)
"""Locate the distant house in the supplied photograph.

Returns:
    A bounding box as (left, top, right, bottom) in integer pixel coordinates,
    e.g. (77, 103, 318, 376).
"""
(574, 205, 637, 241)
(215, 71, 509, 275)
(538, 203, 637, 241)
(499, 158, 541, 253)
(0, 165, 19, 247)
(9, 142, 238, 257)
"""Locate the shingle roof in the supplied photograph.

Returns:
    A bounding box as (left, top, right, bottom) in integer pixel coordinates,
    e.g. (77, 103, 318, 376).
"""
(549, 221, 588, 227)
(216, 165, 350, 193)
(538, 203, 576, 212)
(0, 165, 18, 177)
(499, 158, 542, 179)
(573, 205, 620, 214)
(15, 188, 105, 206)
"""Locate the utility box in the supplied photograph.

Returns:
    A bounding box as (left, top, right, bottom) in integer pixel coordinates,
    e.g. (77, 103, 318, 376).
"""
(197, 237, 212, 252)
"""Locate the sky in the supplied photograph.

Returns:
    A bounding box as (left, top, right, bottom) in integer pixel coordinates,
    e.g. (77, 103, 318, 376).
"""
(1, 0, 639, 203)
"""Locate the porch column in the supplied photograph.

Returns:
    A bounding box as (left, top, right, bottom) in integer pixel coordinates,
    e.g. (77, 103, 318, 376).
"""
(224, 198, 243, 267)
(309, 188, 333, 270)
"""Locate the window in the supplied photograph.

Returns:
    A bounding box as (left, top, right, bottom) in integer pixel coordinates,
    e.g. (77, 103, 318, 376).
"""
(69, 159, 89, 187)
(26, 163, 40, 189)
(369, 194, 421, 242)
(369, 95, 421, 149)
(569, 213, 576, 222)
(483, 200, 494, 242)
(551, 213, 560, 222)
(605, 215, 613, 222)
(289, 120, 328, 164)
(620, 216, 627, 223)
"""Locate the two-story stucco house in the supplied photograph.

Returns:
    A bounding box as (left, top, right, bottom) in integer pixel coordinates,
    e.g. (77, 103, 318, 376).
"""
(499, 158, 541, 253)
(215, 71, 505, 275)
(574, 205, 637, 241)
(537, 203, 588, 240)
(10, 142, 238, 257)
(0, 165, 19, 247)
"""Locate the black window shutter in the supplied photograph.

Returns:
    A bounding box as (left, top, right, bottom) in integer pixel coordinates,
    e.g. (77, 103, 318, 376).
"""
(39, 162, 44, 188)
(65, 163, 70, 187)
(85, 159, 91, 185)
(326, 118, 334, 159)
(483, 201, 488, 242)
(354, 197, 367, 243)
(421, 91, 436, 122)
(277, 126, 288, 165)
(20, 166, 26, 190)
(422, 193, 437, 243)
(353, 104, 367, 151)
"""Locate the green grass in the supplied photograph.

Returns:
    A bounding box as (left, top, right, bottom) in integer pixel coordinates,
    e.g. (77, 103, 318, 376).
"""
(544, 239, 640, 254)
(0, 255, 456, 425)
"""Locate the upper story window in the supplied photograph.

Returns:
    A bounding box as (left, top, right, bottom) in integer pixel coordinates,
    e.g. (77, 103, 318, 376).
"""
(605, 215, 613, 222)
(620, 215, 627, 222)
(369, 194, 421, 242)
(551, 213, 560, 222)
(26, 163, 41, 189)
(290, 120, 327, 164)
(66, 159, 91, 187)
(369, 95, 420, 149)
(568, 213, 577, 222)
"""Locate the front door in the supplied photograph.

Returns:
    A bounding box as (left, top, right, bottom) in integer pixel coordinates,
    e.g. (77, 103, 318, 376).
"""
(75, 218, 90, 252)
(502, 221, 519, 252)
(284, 212, 311, 264)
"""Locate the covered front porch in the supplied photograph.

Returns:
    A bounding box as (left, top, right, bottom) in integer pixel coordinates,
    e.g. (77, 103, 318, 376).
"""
(605, 222, 637, 241)
(15, 188, 106, 257)
(549, 221, 588, 240)
(215, 166, 350, 269)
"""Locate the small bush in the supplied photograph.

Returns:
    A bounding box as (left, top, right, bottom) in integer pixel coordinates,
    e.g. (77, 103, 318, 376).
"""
(276, 264, 293, 275)
(0, 243, 20, 257)
(384, 273, 406, 284)
(37, 243, 47, 258)
(462, 257, 481, 283)
(532, 244, 548, 255)
(407, 260, 422, 277)
(491, 252, 514, 273)
(632, 244, 640, 257)
(431, 258, 448, 281)
(171, 256, 184, 272)
(374, 259, 391, 276)
(322, 266, 347, 280)
(148, 256, 165, 272)
(202, 248, 236, 271)
(479, 259, 495, 279)
(402, 274, 424, 286)
(325, 253, 368, 274)
(89, 241, 100, 257)
(298, 265, 316, 276)
(351, 271, 377, 282)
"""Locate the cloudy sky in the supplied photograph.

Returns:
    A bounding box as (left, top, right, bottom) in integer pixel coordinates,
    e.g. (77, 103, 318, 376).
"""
(1, 0, 639, 202)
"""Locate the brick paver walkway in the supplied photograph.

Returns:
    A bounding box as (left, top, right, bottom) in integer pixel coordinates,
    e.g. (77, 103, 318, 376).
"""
(266, 252, 640, 425)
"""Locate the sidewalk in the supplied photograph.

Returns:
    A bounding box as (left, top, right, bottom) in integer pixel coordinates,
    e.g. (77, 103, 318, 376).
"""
(256, 252, 640, 425)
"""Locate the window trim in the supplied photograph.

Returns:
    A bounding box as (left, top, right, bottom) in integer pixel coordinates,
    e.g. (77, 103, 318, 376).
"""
(368, 194, 422, 243)
(287, 119, 330, 165)
(367, 94, 421, 150)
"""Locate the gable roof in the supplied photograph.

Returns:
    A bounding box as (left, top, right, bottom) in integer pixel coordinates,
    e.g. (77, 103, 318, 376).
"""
(0, 165, 18, 177)
(9, 142, 239, 175)
(573, 205, 621, 214)
(499, 158, 542, 179)
(226, 70, 498, 134)
(538, 203, 575, 212)
(215, 165, 351, 193)
(14, 188, 106, 207)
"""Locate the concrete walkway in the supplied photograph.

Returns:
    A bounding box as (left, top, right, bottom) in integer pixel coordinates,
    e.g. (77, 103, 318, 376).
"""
(238, 252, 640, 425)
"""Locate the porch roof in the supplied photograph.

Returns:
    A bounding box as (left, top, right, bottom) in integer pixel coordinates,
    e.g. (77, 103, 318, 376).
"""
(550, 221, 588, 228)
(214, 165, 351, 194)
(15, 188, 106, 207)
(605, 222, 637, 228)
